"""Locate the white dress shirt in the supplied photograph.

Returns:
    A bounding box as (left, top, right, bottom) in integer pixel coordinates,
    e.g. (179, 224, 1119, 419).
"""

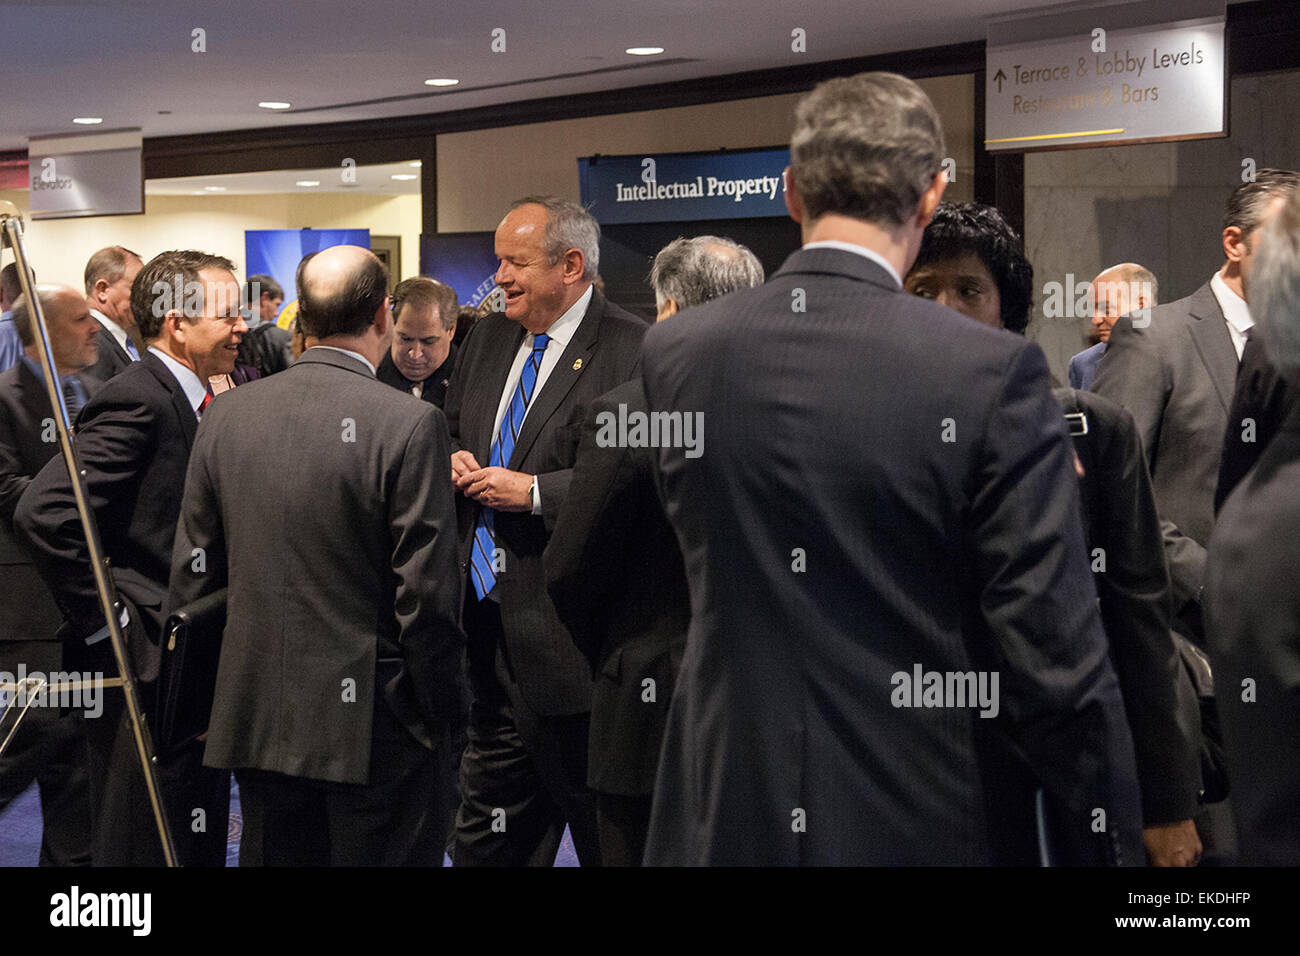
(1210, 271, 1253, 361)
(491, 284, 593, 514)
(803, 240, 903, 289)
(147, 346, 208, 419)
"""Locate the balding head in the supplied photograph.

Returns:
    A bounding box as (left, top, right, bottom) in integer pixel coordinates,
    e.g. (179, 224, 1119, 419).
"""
(11, 283, 100, 373)
(297, 244, 389, 342)
(1090, 262, 1158, 343)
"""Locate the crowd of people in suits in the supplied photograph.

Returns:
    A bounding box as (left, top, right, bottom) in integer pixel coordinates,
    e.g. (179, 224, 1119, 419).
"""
(1, 69, 1297, 867)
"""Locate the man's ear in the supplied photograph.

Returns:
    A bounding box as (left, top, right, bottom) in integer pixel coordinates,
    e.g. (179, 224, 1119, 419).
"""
(161, 309, 185, 343)
(373, 299, 391, 338)
(93, 278, 111, 304)
(783, 166, 804, 224)
(562, 249, 586, 285)
(1223, 225, 1248, 264)
(916, 171, 947, 230)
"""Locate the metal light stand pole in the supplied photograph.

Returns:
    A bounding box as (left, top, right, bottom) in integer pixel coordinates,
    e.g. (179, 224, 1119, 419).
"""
(0, 199, 177, 866)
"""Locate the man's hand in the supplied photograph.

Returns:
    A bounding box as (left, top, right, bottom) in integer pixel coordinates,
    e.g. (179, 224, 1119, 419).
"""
(1143, 819, 1202, 866)
(451, 450, 482, 487)
(462, 467, 533, 512)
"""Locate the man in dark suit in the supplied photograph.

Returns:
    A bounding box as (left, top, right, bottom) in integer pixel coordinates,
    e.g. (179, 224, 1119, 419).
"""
(1091, 169, 1296, 865)
(544, 236, 764, 866)
(15, 250, 249, 866)
(376, 276, 458, 408)
(81, 246, 143, 383)
(235, 274, 293, 379)
(1068, 263, 1157, 391)
(168, 245, 465, 865)
(0, 283, 100, 866)
(1215, 328, 1296, 511)
(1205, 185, 1300, 864)
(446, 196, 647, 866)
(640, 72, 1141, 866)
(1094, 170, 1296, 645)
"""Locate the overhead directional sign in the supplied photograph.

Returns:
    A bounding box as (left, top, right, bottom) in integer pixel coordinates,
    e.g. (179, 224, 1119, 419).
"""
(27, 130, 144, 219)
(985, 0, 1226, 153)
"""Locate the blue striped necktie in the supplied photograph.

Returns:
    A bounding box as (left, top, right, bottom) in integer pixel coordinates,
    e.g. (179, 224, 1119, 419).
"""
(469, 332, 550, 600)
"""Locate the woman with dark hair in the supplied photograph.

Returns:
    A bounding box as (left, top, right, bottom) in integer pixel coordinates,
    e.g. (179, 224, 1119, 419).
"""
(904, 201, 1034, 334)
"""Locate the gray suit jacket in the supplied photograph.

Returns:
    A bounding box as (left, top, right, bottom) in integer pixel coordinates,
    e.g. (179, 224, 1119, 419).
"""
(444, 292, 647, 715)
(1092, 280, 1238, 641)
(167, 348, 465, 785)
(641, 247, 1141, 866)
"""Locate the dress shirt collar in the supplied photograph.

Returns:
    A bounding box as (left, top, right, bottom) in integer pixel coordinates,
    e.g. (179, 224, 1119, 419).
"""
(1211, 271, 1253, 338)
(147, 345, 209, 414)
(534, 283, 592, 349)
(91, 309, 132, 352)
(310, 345, 377, 375)
(802, 240, 903, 288)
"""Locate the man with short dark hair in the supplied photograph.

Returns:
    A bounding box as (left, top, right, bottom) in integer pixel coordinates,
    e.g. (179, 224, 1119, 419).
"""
(640, 72, 1141, 865)
(544, 235, 763, 865)
(16, 250, 248, 866)
(81, 246, 144, 383)
(0, 283, 100, 866)
(169, 245, 465, 865)
(377, 276, 458, 408)
(235, 274, 292, 378)
(446, 196, 646, 866)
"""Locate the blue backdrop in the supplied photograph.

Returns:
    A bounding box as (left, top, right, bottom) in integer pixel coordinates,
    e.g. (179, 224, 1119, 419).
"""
(244, 228, 369, 320)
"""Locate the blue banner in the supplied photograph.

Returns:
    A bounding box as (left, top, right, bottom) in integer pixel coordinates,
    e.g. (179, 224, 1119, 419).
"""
(420, 232, 501, 309)
(579, 148, 790, 225)
(244, 228, 369, 327)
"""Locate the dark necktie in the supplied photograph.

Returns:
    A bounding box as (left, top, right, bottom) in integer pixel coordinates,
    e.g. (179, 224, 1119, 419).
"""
(61, 378, 83, 418)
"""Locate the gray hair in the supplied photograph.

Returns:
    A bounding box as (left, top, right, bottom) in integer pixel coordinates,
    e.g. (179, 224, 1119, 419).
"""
(790, 71, 945, 228)
(1251, 186, 1300, 374)
(650, 236, 765, 311)
(83, 245, 142, 295)
(509, 195, 600, 280)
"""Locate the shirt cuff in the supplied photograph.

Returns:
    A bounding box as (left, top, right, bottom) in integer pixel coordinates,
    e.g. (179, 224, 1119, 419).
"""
(530, 475, 541, 515)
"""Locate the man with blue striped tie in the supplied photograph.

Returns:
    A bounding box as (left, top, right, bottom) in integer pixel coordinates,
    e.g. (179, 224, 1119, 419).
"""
(82, 246, 143, 384)
(446, 196, 647, 866)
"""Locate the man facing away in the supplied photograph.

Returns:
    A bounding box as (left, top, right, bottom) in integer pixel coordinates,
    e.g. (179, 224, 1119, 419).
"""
(639, 72, 1142, 865)
(168, 245, 465, 865)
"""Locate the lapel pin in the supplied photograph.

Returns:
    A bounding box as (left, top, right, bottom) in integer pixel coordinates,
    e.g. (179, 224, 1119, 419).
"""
(572, 358, 583, 371)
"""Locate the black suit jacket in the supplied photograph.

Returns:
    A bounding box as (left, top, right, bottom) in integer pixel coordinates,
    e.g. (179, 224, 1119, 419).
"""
(376, 343, 456, 409)
(1092, 281, 1238, 642)
(1205, 403, 1300, 863)
(83, 322, 133, 384)
(1215, 329, 1295, 512)
(14, 351, 198, 681)
(0, 360, 100, 641)
(544, 377, 690, 795)
(1055, 387, 1201, 825)
(167, 348, 465, 785)
(444, 290, 646, 715)
(640, 247, 1141, 866)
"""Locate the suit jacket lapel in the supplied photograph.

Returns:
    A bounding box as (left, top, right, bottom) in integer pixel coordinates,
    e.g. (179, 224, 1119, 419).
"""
(478, 323, 526, 460)
(507, 293, 603, 470)
(143, 353, 198, 449)
(1186, 282, 1238, 413)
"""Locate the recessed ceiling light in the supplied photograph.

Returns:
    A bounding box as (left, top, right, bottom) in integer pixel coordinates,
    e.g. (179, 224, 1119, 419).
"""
(204, 185, 227, 192)
(258, 101, 291, 110)
(424, 78, 459, 87)
(625, 47, 664, 56)
(407, 160, 422, 167)
(296, 180, 321, 187)
(391, 174, 418, 181)
(72, 117, 103, 125)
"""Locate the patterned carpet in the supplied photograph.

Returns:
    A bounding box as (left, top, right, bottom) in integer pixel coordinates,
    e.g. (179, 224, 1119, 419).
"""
(0, 780, 579, 866)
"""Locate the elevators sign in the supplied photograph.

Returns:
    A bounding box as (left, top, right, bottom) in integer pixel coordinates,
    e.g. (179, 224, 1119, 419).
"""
(985, 0, 1226, 152)
(27, 130, 144, 219)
